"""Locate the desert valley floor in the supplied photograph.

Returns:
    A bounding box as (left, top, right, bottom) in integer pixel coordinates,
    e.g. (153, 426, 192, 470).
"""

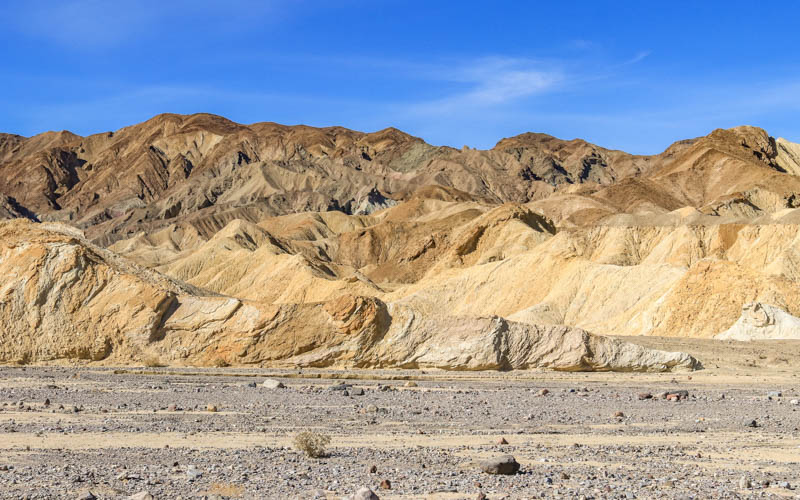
(2, 338, 800, 500)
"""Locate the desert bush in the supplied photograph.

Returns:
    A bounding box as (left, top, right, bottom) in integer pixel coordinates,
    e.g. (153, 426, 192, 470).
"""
(293, 430, 331, 458)
(142, 355, 166, 368)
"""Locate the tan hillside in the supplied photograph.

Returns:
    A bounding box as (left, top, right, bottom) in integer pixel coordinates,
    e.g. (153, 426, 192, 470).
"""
(0, 219, 697, 371)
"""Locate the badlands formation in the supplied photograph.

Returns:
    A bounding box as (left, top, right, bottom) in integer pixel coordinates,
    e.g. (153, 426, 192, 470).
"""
(3, 113, 800, 369)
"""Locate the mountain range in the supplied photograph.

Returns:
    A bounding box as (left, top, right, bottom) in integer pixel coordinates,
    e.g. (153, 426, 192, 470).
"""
(3, 113, 800, 369)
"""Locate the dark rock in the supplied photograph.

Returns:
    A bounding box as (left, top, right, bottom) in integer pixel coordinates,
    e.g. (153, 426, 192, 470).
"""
(479, 455, 520, 475)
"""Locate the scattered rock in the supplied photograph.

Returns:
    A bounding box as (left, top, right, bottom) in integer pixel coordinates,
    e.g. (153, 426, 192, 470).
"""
(479, 455, 520, 475)
(352, 487, 380, 500)
(262, 379, 285, 389)
(496, 437, 508, 445)
(665, 390, 689, 400)
(206, 404, 218, 412)
(404, 381, 418, 388)
(368, 465, 377, 474)
(537, 389, 549, 396)
(351, 387, 365, 396)
(744, 419, 758, 428)
(77, 493, 97, 500)
(126, 493, 155, 500)
(739, 476, 751, 489)
(186, 465, 202, 481)
(767, 390, 782, 398)
(637, 392, 652, 400)
(167, 404, 177, 412)
(613, 411, 625, 418)
(379, 479, 391, 489)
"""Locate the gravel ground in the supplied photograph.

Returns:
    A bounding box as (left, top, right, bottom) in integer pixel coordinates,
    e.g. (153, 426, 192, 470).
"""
(1, 366, 800, 499)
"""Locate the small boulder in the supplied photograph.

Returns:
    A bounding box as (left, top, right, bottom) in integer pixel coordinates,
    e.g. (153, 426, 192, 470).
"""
(262, 379, 285, 389)
(665, 390, 689, 400)
(637, 393, 652, 400)
(206, 404, 218, 412)
(479, 455, 520, 475)
(351, 388, 365, 396)
(126, 493, 155, 500)
(537, 389, 549, 396)
(380, 479, 391, 489)
(352, 487, 380, 500)
(404, 381, 418, 388)
(496, 437, 508, 445)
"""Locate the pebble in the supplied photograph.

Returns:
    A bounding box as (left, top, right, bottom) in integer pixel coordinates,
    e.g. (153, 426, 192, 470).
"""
(186, 465, 202, 481)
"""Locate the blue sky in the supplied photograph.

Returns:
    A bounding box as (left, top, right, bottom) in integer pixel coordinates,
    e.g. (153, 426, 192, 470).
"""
(1, 1, 800, 153)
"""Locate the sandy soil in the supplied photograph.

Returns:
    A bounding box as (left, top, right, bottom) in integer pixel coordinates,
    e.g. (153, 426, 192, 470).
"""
(2, 339, 800, 499)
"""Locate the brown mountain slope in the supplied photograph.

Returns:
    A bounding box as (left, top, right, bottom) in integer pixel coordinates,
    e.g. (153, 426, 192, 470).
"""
(0, 113, 670, 244)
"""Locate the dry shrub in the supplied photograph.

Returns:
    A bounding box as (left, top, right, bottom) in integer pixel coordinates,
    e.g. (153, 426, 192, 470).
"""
(293, 430, 331, 458)
(142, 355, 166, 368)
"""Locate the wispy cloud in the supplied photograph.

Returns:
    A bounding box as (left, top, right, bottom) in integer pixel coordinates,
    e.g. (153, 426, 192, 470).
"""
(408, 57, 564, 115)
(618, 50, 652, 67)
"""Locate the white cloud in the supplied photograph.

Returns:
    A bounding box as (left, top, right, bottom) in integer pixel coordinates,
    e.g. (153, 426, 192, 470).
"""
(409, 57, 563, 115)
